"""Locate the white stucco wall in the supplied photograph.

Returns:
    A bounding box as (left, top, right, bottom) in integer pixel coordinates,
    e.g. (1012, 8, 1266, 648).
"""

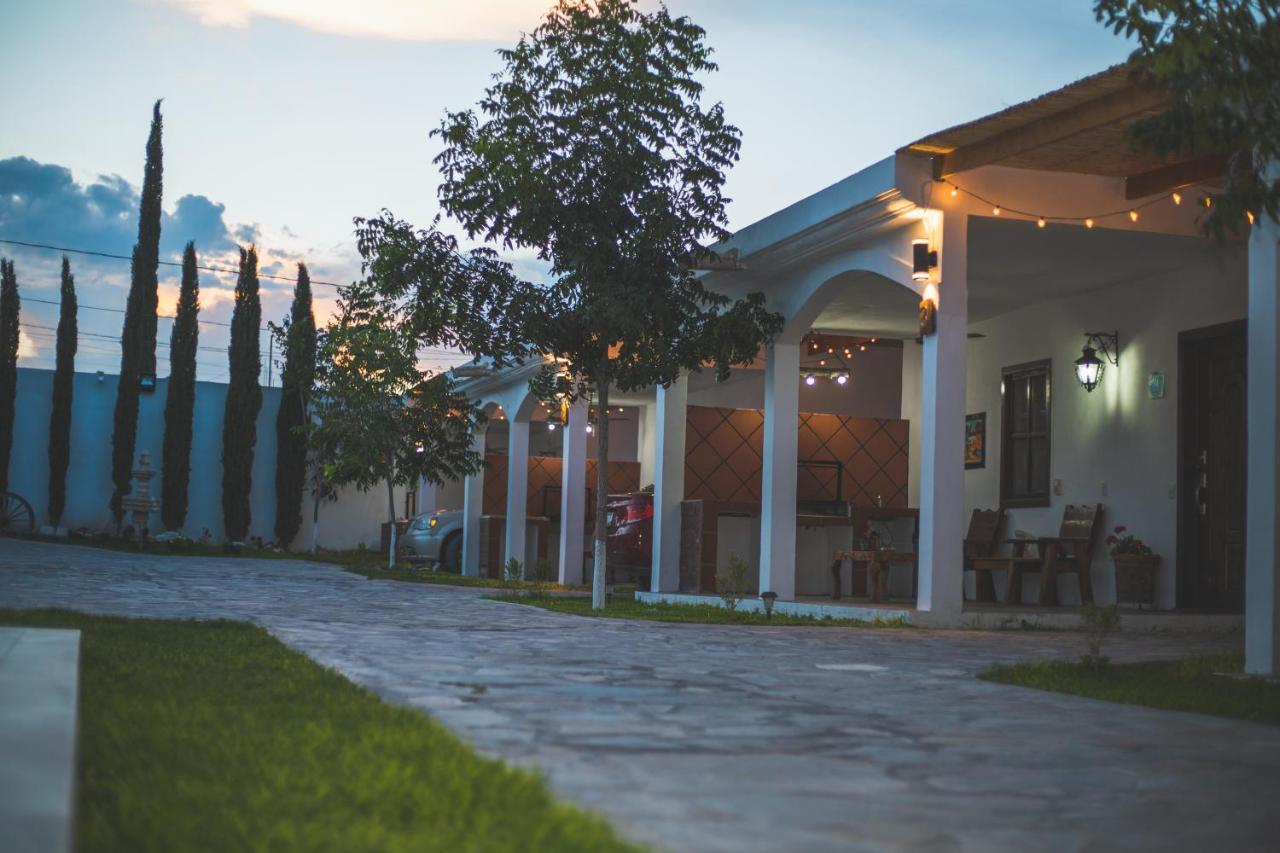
(8, 367, 403, 550)
(901, 247, 1249, 608)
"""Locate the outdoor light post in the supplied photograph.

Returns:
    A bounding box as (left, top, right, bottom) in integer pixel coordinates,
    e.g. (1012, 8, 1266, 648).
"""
(760, 591, 777, 619)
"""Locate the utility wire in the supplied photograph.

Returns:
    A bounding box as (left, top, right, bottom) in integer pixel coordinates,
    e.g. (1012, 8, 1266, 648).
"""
(0, 237, 346, 288)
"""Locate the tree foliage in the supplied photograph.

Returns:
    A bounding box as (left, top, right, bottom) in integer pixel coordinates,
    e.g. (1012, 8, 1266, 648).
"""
(273, 262, 316, 547)
(111, 100, 164, 520)
(360, 0, 782, 605)
(221, 246, 263, 542)
(1095, 0, 1280, 235)
(48, 256, 77, 526)
(161, 242, 200, 531)
(0, 258, 19, 495)
(311, 278, 486, 568)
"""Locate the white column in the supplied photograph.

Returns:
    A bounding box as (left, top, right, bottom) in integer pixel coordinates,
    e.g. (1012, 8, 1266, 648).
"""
(1246, 205, 1280, 675)
(650, 375, 688, 592)
(916, 212, 967, 620)
(504, 419, 530, 574)
(760, 342, 799, 600)
(637, 402, 658, 489)
(461, 428, 487, 577)
(558, 399, 588, 585)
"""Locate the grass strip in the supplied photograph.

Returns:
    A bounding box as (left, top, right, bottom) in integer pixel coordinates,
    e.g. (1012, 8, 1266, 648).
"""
(979, 654, 1279, 725)
(0, 608, 634, 852)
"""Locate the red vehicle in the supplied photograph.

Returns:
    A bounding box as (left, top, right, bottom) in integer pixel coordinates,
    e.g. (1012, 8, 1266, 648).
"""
(603, 492, 653, 585)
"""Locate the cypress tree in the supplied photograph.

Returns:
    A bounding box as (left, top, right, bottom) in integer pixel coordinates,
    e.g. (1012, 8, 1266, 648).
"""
(273, 262, 315, 547)
(222, 246, 262, 541)
(47, 256, 77, 525)
(110, 100, 163, 522)
(160, 242, 199, 531)
(0, 259, 19, 494)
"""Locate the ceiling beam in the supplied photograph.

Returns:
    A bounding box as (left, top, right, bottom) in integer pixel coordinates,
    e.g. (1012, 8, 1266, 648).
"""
(932, 84, 1167, 178)
(1124, 153, 1227, 199)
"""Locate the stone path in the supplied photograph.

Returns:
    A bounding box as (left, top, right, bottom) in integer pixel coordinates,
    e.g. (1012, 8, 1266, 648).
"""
(2, 538, 1276, 852)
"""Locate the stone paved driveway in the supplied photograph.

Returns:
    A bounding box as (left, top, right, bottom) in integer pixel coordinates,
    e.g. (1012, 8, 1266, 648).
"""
(1, 539, 1276, 852)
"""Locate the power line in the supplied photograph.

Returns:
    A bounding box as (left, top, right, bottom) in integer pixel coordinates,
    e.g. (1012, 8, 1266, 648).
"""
(23, 295, 234, 328)
(0, 237, 346, 288)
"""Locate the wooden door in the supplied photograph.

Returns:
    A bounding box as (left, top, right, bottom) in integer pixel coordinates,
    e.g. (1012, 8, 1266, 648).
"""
(1178, 321, 1247, 612)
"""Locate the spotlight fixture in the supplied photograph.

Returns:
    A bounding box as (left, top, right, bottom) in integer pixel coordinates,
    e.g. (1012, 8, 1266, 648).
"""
(912, 238, 938, 282)
(804, 373, 816, 386)
(1074, 330, 1119, 393)
(836, 373, 849, 386)
(547, 422, 557, 431)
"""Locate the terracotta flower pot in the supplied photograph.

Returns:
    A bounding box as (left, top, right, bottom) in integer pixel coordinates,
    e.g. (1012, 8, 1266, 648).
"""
(1113, 554, 1160, 609)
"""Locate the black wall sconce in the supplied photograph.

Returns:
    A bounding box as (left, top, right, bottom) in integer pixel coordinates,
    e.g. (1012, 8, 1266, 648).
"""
(137, 372, 157, 393)
(912, 239, 938, 282)
(1074, 331, 1119, 392)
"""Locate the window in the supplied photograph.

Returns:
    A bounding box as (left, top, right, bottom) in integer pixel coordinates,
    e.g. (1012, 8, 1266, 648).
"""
(1000, 359, 1051, 507)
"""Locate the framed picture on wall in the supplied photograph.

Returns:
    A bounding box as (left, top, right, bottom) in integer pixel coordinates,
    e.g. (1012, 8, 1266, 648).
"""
(965, 412, 986, 470)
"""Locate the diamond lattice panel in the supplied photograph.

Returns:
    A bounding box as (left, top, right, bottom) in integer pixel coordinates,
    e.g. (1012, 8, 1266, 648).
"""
(684, 406, 909, 507)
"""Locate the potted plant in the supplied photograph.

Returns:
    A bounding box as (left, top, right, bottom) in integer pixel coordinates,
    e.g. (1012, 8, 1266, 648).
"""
(1107, 525, 1160, 609)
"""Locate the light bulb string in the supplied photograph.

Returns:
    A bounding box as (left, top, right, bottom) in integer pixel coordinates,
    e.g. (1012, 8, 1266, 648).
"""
(941, 179, 1203, 224)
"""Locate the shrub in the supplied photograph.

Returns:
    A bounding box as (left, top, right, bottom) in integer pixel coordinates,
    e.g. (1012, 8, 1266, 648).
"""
(504, 558, 524, 583)
(716, 554, 750, 615)
(1081, 603, 1121, 670)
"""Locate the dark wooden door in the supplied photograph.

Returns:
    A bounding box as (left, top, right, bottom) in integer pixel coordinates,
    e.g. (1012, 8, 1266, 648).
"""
(1179, 321, 1247, 612)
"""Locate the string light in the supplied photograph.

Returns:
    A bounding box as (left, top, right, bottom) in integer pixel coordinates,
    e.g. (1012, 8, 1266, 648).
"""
(1037, 216, 1046, 229)
(1172, 191, 1182, 205)
(992, 205, 1002, 216)
(1129, 209, 1140, 222)
(1085, 218, 1095, 229)
(939, 179, 1217, 231)
(1247, 211, 1256, 225)
(949, 185, 958, 198)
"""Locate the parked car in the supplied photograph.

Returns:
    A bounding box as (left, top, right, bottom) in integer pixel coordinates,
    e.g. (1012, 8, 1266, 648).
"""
(603, 492, 652, 585)
(400, 509, 464, 572)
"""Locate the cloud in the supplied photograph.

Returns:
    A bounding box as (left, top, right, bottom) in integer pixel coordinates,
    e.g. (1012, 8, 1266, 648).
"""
(0, 156, 241, 259)
(145, 0, 556, 42)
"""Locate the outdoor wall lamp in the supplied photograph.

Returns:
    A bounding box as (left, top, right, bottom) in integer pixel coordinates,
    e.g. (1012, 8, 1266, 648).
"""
(137, 372, 156, 393)
(912, 238, 938, 282)
(1074, 331, 1119, 392)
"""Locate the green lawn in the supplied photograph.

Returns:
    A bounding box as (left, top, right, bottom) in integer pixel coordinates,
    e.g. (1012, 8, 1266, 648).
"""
(1, 609, 633, 852)
(490, 594, 911, 627)
(979, 654, 1280, 725)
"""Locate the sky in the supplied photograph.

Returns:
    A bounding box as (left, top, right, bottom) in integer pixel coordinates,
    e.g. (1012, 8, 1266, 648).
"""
(0, 0, 1134, 381)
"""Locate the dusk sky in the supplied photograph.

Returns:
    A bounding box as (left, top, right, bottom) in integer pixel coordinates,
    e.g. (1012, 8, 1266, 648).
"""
(1, 0, 1134, 379)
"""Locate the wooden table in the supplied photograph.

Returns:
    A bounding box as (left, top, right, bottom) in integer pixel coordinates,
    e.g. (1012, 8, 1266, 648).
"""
(833, 549, 918, 603)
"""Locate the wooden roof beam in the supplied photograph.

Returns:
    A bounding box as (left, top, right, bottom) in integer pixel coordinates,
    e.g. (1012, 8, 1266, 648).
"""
(1124, 153, 1227, 199)
(931, 84, 1167, 178)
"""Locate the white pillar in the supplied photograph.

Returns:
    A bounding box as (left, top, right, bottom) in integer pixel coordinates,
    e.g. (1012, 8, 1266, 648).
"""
(760, 342, 799, 600)
(637, 402, 658, 489)
(461, 428, 487, 577)
(916, 212, 967, 620)
(1246, 205, 1280, 675)
(650, 375, 688, 592)
(558, 400, 588, 585)
(504, 419, 530, 574)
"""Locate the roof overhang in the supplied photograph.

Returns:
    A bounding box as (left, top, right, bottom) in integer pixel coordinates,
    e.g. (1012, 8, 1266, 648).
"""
(898, 64, 1227, 200)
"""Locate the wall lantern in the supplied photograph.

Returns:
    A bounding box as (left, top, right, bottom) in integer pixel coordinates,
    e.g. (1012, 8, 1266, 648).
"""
(137, 372, 156, 393)
(912, 239, 938, 282)
(1074, 331, 1119, 392)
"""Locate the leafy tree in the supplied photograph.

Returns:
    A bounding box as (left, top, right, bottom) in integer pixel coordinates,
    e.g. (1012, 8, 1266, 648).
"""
(221, 246, 263, 542)
(311, 278, 486, 569)
(160, 242, 199, 531)
(0, 258, 19, 494)
(363, 0, 782, 607)
(1095, 0, 1280, 235)
(273, 263, 316, 548)
(110, 100, 164, 522)
(47, 256, 77, 526)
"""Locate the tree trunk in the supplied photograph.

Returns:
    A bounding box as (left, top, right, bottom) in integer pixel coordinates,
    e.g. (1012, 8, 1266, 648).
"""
(386, 457, 398, 571)
(592, 379, 610, 609)
(310, 466, 321, 554)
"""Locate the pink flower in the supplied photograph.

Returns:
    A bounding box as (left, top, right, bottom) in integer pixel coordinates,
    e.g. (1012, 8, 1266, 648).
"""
(1114, 525, 1127, 534)
(1106, 535, 1118, 544)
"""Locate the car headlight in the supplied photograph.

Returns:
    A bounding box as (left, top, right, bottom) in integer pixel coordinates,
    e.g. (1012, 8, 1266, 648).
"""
(428, 517, 438, 529)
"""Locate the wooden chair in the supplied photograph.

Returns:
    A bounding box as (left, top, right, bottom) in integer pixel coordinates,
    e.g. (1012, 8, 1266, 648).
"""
(970, 504, 1102, 606)
(963, 508, 1005, 602)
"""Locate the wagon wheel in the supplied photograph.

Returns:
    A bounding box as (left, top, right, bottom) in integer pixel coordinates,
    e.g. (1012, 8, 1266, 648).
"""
(0, 491, 35, 534)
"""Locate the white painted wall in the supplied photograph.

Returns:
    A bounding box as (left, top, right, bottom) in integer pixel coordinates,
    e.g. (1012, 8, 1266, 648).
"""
(901, 247, 1249, 608)
(9, 367, 404, 550)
